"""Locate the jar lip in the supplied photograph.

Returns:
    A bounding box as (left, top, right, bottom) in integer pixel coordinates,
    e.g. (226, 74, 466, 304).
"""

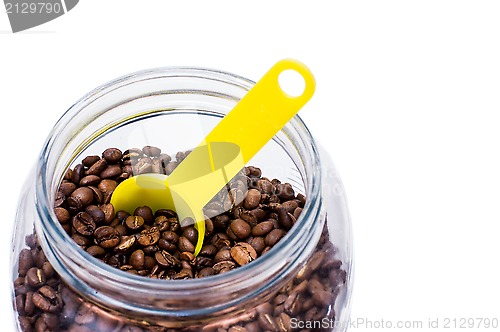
(35, 66, 324, 314)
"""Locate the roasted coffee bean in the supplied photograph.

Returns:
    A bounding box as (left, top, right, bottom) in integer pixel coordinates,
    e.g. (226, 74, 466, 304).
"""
(244, 189, 261, 210)
(79, 175, 101, 187)
(143, 244, 160, 255)
(41, 262, 55, 279)
(32, 286, 62, 313)
(102, 148, 122, 163)
(142, 145, 161, 157)
(125, 216, 145, 231)
(88, 186, 104, 204)
(213, 214, 231, 229)
(155, 250, 180, 268)
(134, 157, 153, 174)
(256, 179, 273, 194)
(86, 245, 106, 257)
(154, 209, 177, 219)
(98, 179, 118, 194)
(182, 226, 198, 244)
(72, 212, 96, 236)
(59, 181, 77, 196)
(231, 242, 257, 266)
(26, 267, 46, 288)
(246, 166, 262, 177)
(137, 227, 160, 246)
(214, 249, 232, 263)
(94, 226, 120, 248)
(197, 267, 216, 278)
(71, 234, 91, 248)
(18, 249, 34, 276)
(230, 219, 251, 239)
(82, 155, 100, 167)
(277, 207, 295, 230)
(252, 221, 274, 237)
(293, 207, 303, 220)
(248, 237, 266, 254)
(199, 244, 218, 256)
(100, 203, 115, 224)
(265, 229, 286, 246)
(86, 158, 107, 176)
(100, 164, 122, 179)
(129, 249, 145, 270)
(212, 260, 236, 274)
(85, 205, 105, 224)
(178, 236, 195, 253)
(164, 161, 178, 175)
(70, 187, 94, 208)
(114, 235, 137, 253)
(134, 206, 154, 224)
(71, 164, 85, 184)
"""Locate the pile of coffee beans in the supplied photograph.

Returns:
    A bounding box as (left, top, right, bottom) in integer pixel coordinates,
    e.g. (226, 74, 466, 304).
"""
(13, 146, 347, 331)
(53, 146, 307, 279)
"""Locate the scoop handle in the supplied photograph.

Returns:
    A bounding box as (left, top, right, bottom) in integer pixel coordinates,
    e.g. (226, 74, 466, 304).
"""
(202, 59, 315, 163)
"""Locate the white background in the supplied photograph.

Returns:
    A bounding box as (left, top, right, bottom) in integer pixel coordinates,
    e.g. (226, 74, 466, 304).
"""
(1, 1, 500, 331)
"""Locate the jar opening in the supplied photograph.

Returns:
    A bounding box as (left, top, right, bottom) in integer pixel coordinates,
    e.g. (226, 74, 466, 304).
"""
(34, 67, 325, 318)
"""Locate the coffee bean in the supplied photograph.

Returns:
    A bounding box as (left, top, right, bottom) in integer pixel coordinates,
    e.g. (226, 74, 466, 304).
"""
(32, 286, 62, 313)
(197, 267, 216, 278)
(137, 227, 160, 246)
(230, 219, 251, 239)
(134, 157, 153, 174)
(231, 242, 257, 266)
(277, 207, 295, 230)
(100, 165, 122, 179)
(255, 178, 273, 194)
(129, 250, 145, 270)
(100, 203, 115, 224)
(59, 181, 77, 196)
(18, 249, 34, 276)
(182, 226, 198, 244)
(155, 250, 180, 268)
(265, 229, 286, 247)
(94, 226, 120, 248)
(252, 221, 274, 237)
(248, 237, 266, 254)
(178, 236, 195, 253)
(26, 267, 46, 288)
(244, 189, 261, 210)
(214, 249, 232, 263)
(199, 244, 218, 256)
(69, 187, 94, 208)
(79, 175, 101, 187)
(86, 245, 106, 257)
(125, 216, 144, 231)
(134, 206, 154, 224)
(71, 164, 85, 184)
(164, 161, 178, 175)
(85, 205, 105, 224)
(71, 234, 91, 248)
(212, 260, 236, 274)
(82, 155, 100, 167)
(102, 148, 123, 163)
(88, 186, 103, 204)
(86, 158, 107, 176)
(142, 145, 161, 157)
(98, 179, 118, 195)
(114, 235, 137, 253)
(72, 212, 96, 236)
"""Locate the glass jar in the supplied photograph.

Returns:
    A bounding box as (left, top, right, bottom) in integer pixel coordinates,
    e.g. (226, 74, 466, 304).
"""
(11, 67, 353, 332)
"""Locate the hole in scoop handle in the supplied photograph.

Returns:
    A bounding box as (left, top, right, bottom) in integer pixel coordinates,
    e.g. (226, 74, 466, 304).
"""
(202, 59, 316, 164)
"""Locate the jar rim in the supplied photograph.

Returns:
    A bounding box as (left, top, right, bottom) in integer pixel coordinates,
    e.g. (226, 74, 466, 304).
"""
(35, 66, 325, 317)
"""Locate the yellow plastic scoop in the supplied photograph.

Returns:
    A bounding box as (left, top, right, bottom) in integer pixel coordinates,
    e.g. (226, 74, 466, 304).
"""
(110, 59, 315, 255)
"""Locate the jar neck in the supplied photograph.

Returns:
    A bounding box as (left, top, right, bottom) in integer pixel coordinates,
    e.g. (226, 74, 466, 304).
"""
(34, 67, 325, 321)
